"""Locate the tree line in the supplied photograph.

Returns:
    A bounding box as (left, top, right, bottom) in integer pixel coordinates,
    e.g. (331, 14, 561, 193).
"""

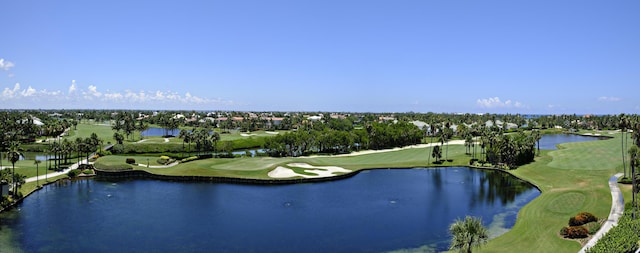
(263, 121, 423, 157)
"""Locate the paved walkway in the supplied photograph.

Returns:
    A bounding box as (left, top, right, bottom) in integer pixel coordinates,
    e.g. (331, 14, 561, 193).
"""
(25, 159, 90, 183)
(578, 173, 624, 253)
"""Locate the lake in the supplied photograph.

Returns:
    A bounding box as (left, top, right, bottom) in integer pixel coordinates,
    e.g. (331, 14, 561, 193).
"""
(0, 167, 539, 252)
(538, 134, 608, 150)
(141, 127, 179, 137)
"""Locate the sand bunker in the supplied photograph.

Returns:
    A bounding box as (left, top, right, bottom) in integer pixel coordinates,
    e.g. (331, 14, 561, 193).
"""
(268, 163, 352, 179)
(240, 133, 257, 137)
(265, 131, 279, 135)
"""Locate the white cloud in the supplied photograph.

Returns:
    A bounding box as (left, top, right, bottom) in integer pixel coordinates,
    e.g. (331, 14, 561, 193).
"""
(87, 85, 102, 97)
(2, 83, 21, 98)
(69, 80, 77, 94)
(0, 58, 15, 71)
(476, 97, 525, 109)
(21, 86, 36, 97)
(0, 82, 237, 109)
(597, 96, 621, 102)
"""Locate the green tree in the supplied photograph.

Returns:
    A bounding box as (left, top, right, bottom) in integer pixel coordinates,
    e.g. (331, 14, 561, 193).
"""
(6, 142, 22, 196)
(211, 131, 220, 155)
(449, 216, 489, 253)
(532, 129, 542, 156)
(431, 145, 442, 164)
(620, 115, 629, 178)
(113, 132, 124, 145)
(34, 159, 42, 187)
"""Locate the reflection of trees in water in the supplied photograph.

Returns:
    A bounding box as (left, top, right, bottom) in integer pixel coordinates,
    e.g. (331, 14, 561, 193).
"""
(484, 170, 530, 205)
(468, 169, 532, 209)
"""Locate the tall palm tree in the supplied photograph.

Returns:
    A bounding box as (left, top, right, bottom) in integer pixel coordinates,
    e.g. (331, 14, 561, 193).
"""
(444, 122, 451, 161)
(449, 216, 489, 253)
(179, 129, 189, 157)
(7, 142, 22, 196)
(629, 145, 639, 219)
(211, 131, 220, 156)
(620, 115, 628, 178)
(34, 159, 42, 187)
(532, 129, 542, 156)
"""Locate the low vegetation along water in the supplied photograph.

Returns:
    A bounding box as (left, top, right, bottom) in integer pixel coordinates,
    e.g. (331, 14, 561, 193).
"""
(0, 167, 539, 252)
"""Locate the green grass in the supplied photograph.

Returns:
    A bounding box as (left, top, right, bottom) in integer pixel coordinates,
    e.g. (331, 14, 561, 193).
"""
(64, 123, 116, 142)
(3, 159, 64, 178)
(90, 132, 632, 253)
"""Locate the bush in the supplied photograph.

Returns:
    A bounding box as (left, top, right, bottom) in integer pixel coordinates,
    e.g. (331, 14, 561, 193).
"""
(67, 169, 82, 178)
(570, 212, 598, 226)
(180, 156, 199, 163)
(125, 158, 136, 164)
(562, 226, 589, 239)
(585, 222, 602, 235)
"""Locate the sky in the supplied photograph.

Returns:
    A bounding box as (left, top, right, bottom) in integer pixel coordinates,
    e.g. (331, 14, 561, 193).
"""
(1, 1, 639, 114)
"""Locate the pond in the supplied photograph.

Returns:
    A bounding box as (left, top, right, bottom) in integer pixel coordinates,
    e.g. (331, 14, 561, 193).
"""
(538, 134, 608, 150)
(141, 127, 179, 137)
(0, 167, 538, 252)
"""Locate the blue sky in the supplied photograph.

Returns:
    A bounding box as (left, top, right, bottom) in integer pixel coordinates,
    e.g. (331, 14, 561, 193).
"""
(1, 1, 639, 114)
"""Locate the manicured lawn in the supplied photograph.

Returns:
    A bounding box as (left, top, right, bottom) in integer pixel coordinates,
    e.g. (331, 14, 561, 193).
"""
(65, 123, 116, 142)
(4, 159, 63, 179)
(92, 132, 630, 253)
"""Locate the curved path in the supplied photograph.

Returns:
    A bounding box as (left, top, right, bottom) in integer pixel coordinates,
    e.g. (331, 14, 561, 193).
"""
(578, 173, 624, 253)
(25, 158, 90, 183)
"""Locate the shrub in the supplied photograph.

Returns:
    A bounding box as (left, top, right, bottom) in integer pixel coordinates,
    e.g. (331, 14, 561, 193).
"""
(125, 158, 136, 164)
(570, 212, 598, 226)
(562, 226, 589, 239)
(585, 222, 602, 235)
(67, 169, 82, 178)
(180, 156, 199, 163)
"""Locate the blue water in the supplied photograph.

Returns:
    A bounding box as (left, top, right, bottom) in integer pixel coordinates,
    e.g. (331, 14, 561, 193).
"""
(0, 167, 539, 253)
(537, 134, 607, 150)
(141, 127, 179, 137)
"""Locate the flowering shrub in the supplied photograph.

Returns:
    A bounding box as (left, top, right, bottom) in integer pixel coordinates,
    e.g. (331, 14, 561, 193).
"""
(560, 226, 589, 239)
(569, 212, 598, 226)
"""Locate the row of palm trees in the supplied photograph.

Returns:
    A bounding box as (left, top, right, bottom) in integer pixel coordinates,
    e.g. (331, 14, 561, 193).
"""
(178, 129, 220, 157)
(427, 122, 540, 169)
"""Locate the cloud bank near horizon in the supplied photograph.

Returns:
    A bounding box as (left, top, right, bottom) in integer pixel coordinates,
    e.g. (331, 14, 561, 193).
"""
(476, 97, 525, 109)
(0, 81, 238, 110)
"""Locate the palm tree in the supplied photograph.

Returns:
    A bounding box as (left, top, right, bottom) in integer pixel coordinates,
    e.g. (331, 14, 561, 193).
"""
(179, 129, 189, 157)
(629, 145, 639, 219)
(444, 122, 451, 161)
(7, 142, 22, 196)
(449, 216, 489, 253)
(532, 129, 542, 156)
(432, 145, 442, 164)
(211, 131, 220, 156)
(620, 115, 629, 178)
(34, 159, 42, 187)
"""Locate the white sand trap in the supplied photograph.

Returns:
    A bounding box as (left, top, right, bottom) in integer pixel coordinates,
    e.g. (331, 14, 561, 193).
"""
(265, 131, 279, 135)
(268, 163, 351, 179)
(164, 138, 170, 143)
(240, 133, 257, 137)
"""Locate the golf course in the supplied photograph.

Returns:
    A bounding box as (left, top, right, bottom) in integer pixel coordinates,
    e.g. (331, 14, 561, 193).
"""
(89, 129, 630, 252)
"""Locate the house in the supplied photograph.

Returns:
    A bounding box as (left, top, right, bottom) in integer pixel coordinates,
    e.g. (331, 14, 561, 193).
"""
(307, 115, 322, 121)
